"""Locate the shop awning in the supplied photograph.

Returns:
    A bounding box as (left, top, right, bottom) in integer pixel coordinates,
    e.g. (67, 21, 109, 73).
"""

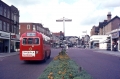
(100, 39, 110, 43)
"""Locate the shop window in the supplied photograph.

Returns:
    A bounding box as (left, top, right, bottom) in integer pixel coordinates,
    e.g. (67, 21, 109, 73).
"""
(15, 42, 20, 49)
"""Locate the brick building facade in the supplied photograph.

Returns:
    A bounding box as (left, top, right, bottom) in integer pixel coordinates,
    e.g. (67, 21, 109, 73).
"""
(19, 23, 51, 37)
(90, 25, 99, 36)
(0, 0, 19, 52)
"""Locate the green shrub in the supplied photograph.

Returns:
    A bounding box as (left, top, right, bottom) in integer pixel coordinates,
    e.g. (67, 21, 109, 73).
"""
(38, 50, 93, 79)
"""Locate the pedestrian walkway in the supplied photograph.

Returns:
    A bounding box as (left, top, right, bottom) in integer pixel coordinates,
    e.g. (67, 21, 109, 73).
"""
(0, 52, 19, 58)
(93, 49, 120, 57)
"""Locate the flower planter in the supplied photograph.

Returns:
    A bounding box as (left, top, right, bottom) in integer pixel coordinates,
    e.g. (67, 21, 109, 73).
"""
(38, 50, 93, 79)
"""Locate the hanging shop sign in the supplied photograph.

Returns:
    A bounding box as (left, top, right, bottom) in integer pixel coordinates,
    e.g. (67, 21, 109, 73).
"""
(111, 31, 120, 38)
(11, 35, 16, 39)
(11, 34, 20, 40)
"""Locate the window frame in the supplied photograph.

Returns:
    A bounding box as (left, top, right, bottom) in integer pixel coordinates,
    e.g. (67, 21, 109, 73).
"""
(27, 24, 30, 29)
(19, 25, 20, 29)
(0, 20, 2, 30)
(4, 7, 7, 17)
(7, 23, 9, 32)
(14, 25, 16, 33)
(33, 25, 35, 30)
(3, 22, 6, 31)
(22, 37, 40, 45)
(0, 4, 3, 15)
(7, 9, 10, 18)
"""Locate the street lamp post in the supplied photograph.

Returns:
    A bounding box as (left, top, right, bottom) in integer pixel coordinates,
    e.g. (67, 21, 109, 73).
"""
(56, 17, 72, 50)
(56, 17, 72, 36)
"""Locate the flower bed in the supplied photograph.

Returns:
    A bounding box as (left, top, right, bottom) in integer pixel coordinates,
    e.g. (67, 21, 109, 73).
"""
(38, 50, 93, 79)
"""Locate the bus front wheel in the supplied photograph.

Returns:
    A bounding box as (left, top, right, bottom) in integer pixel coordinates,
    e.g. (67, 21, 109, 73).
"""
(43, 53, 47, 62)
(47, 50, 51, 59)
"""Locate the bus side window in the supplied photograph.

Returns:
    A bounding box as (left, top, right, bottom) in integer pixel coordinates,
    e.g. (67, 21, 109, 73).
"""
(28, 38, 33, 44)
(34, 38, 39, 44)
(23, 38, 27, 44)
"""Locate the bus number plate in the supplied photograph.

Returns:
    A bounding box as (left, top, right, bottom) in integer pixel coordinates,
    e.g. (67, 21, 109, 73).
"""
(22, 51, 35, 57)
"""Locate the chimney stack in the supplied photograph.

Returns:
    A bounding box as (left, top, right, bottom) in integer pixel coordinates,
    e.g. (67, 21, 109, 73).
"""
(107, 12, 111, 22)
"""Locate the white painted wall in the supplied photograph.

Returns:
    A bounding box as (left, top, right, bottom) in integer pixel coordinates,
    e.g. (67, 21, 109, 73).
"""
(90, 35, 109, 49)
(99, 43, 107, 49)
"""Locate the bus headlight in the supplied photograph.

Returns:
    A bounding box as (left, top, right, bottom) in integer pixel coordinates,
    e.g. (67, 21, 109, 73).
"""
(35, 51, 39, 54)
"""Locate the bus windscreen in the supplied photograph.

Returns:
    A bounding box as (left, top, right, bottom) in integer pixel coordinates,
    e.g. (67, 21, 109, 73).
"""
(23, 38, 39, 45)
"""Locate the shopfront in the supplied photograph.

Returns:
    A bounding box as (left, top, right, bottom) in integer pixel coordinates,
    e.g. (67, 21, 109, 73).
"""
(111, 31, 120, 51)
(0, 31, 10, 53)
(89, 35, 108, 49)
(11, 33, 20, 52)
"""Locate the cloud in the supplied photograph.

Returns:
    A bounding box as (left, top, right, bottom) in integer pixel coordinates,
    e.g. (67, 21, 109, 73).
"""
(3, 0, 49, 6)
(102, 0, 120, 8)
(89, 0, 120, 8)
(3, 0, 120, 37)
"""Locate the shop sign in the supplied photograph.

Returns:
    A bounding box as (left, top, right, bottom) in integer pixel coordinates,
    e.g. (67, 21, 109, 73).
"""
(111, 31, 119, 38)
(11, 34, 20, 40)
(11, 35, 16, 39)
(0, 33, 10, 38)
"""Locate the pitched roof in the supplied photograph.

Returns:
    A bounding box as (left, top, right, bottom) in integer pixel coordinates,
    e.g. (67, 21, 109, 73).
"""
(98, 16, 120, 29)
(105, 16, 120, 26)
(98, 21, 107, 28)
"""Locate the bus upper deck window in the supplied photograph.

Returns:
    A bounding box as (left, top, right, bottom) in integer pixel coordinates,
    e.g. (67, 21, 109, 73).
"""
(34, 38, 39, 44)
(28, 38, 33, 44)
(23, 38, 27, 44)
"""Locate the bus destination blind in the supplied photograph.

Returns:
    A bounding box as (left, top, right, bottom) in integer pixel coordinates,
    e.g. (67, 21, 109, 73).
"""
(27, 33, 36, 36)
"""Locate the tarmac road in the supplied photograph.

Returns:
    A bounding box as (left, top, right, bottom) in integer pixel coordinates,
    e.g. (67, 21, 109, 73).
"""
(67, 48, 120, 79)
(0, 50, 60, 79)
(0, 48, 120, 79)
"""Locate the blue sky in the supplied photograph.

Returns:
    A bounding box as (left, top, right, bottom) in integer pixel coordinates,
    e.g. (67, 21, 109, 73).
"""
(3, 0, 120, 37)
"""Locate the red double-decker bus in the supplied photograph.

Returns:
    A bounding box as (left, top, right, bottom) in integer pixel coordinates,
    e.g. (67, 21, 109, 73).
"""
(20, 31, 51, 62)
